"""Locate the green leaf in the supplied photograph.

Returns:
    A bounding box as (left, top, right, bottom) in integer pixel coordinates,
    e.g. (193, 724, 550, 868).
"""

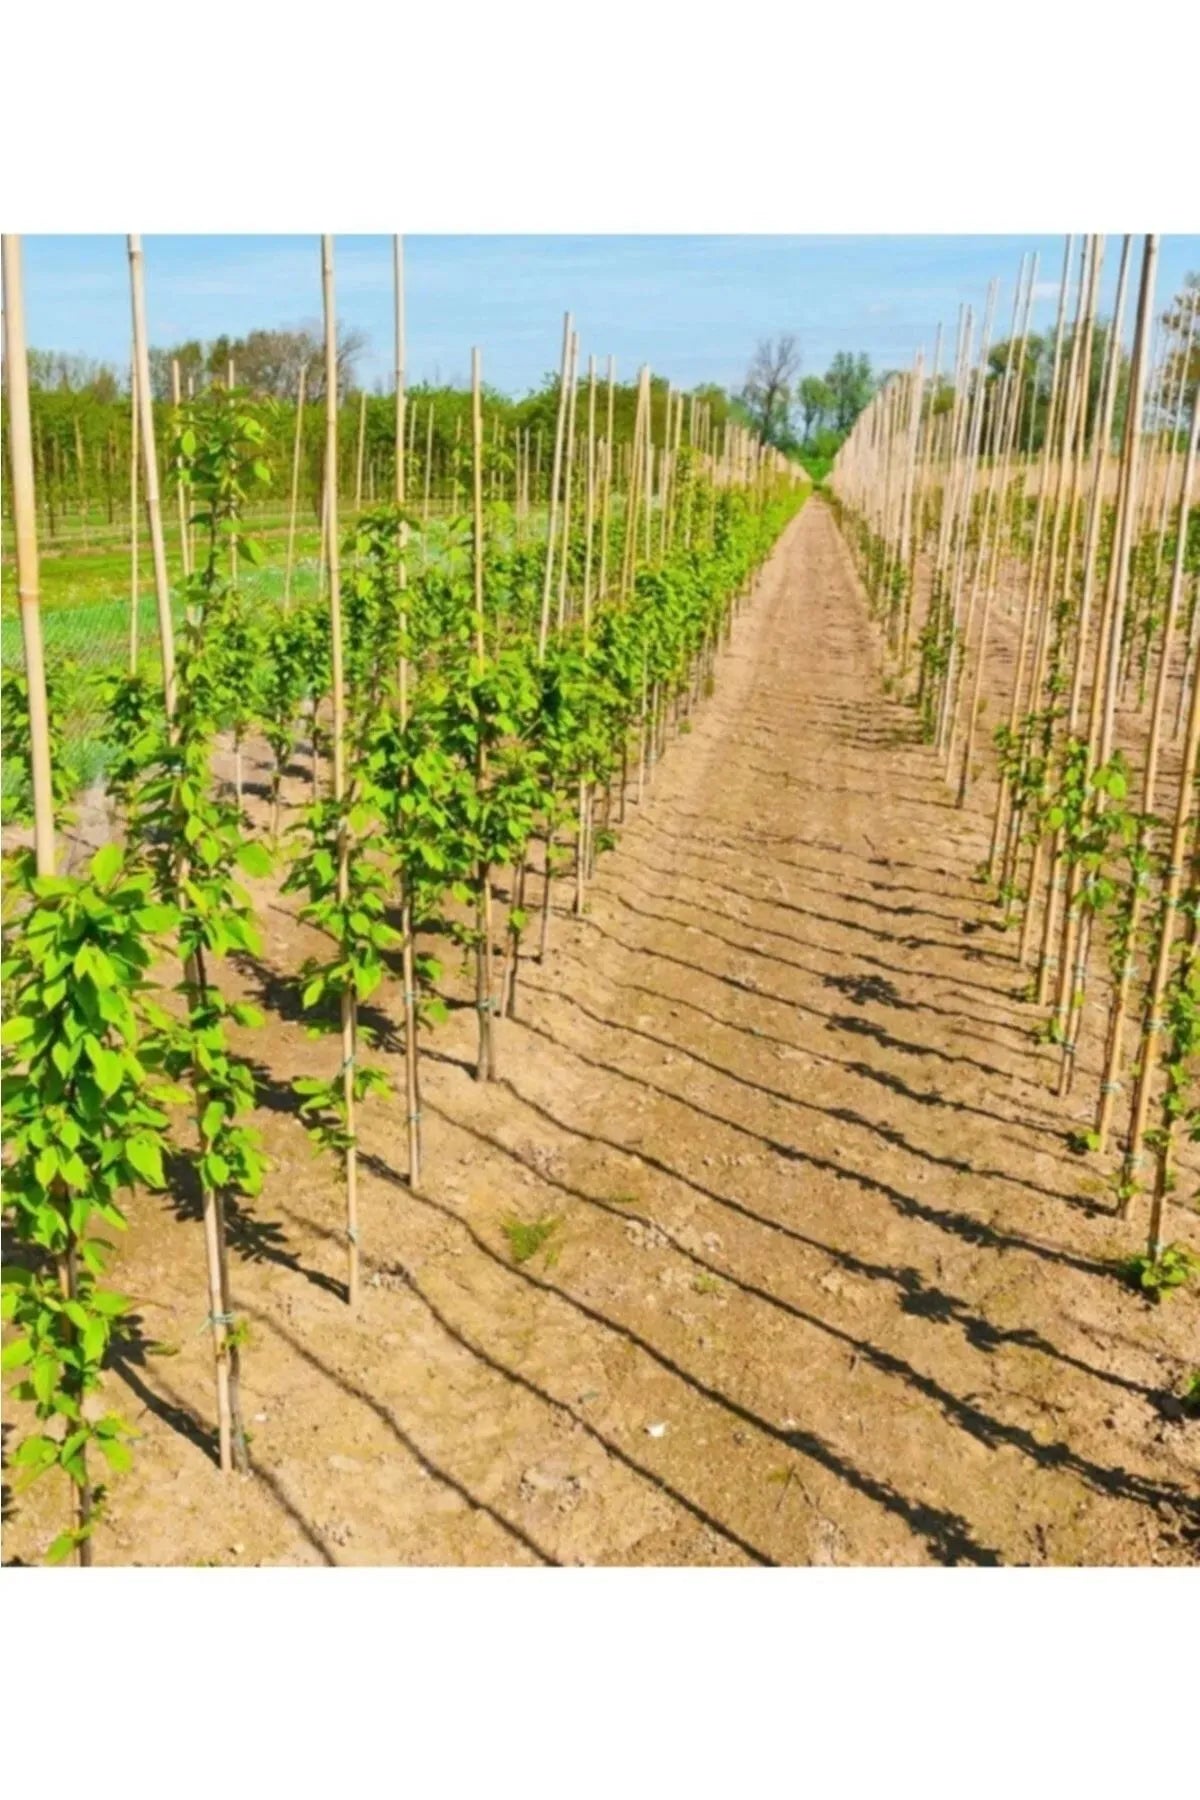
(236, 840, 272, 879)
(0, 1012, 35, 1046)
(90, 842, 124, 886)
(98, 1436, 132, 1474)
(125, 1136, 165, 1188)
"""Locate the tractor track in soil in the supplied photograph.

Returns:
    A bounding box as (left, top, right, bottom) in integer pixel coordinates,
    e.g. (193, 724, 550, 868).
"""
(6, 497, 1198, 1567)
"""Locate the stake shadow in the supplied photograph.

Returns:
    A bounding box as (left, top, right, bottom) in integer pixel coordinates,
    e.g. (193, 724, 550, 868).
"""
(105, 1346, 338, 1566)
(524, 984, 1092, 1216)
(161, 1149, 347, 1303)
(240, 1304, 561, 1567)
(496, 1014, 1113, 1281)
(360, 1150, 1001, 1566)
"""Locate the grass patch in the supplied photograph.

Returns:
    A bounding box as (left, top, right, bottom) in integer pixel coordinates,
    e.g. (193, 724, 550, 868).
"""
(501, 1214, 561, 1265)
(1119, 1243, 1199, 1302)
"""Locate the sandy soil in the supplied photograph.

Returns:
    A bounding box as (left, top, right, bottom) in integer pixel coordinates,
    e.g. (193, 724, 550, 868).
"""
(4, 498, 1198, 1568)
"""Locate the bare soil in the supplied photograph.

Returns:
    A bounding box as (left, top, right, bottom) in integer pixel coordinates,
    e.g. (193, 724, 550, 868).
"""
(5, 498, 1198, 1567)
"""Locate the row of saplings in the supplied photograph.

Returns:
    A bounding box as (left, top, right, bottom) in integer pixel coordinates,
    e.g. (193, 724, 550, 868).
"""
(834, 476, 1200, 1321)
(0, 386, 807, 1563)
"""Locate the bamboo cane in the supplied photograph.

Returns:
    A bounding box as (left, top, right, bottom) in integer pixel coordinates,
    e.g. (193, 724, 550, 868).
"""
(392, 236, 421, 1189)
(354, 389, 367, 515)
(283, 363, 306, 614)
(129, 346, 140, 672)
(1060, 239, 1159, 1121)
(538, 312, 572, 659)
(4, 236, 95, 1557)
(1115, 392, 1200, 1181)
(992, 237, 1074, 894)
(582, 352, 597, 634)
(128, 236, 177, 716)
(598, 356, 616, 602)
(471, 347, 497, 1081)
(556, 330, 580, 632)
(320, 235, 359, 1308)
(948, 258, 1034, 793)
(171, 357, 192, 582)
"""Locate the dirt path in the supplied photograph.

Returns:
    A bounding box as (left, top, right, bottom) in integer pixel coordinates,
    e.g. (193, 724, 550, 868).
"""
(8, 499, 1197, 1567)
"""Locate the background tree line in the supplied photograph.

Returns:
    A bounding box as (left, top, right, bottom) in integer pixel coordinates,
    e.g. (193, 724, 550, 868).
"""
(740, 268, 1198, 482)
(0, 333, 741, 541)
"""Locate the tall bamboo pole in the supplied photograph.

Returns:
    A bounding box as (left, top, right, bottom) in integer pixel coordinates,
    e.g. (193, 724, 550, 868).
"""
(321, 235, 359, 1309)
(1018, 241, 1092, 975)
(1062, 238, 1159, 1120)
(4, 240, 55, 880)
(538, 312, 572, 660)
(1116, 395, 1200, 1182)
(935, 282, 996, 754)
(3, 234, 91, 1562)
(598, 355, 616, 602)
(991, 236, 1074, 895)
(582, 352, 598, 634)
(393, 234, 421, 1189)
(947, 258, 1033, 793)
(128, 235, 176, 717)
(171, 357, 192, 581)
(556, 331, 580, 631)
(131, 244, 238, 1464)
(283, 363, 306, 613)
(422, 402, 434, 535)
(129, 345, 140, 671)
(354, 389, 367, 514)
(471, 347, 496, 1081)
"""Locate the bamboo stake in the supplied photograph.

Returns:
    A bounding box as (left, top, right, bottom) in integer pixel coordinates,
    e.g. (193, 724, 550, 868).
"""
(1115, 394, 1200, 1180)
(936, 284, 997, 754)
(321, 235, 359, 1309)
(991, 236, 1074, 891)
(4, 236, 94, 1557)
(171, 357, 192, 580)
(949, 258, 1034, 794)
(582, 352, 597, 634)
(471, 347, 496, 1081)
(598, 356, 616, 602)
(1045, 239, 1133, 1082)
(1122, 397, 1200, 1235)
(354, 389, 367, 514)
(422, 401, 434, 536)
(129, 247, 241, 1464)
(557, 331, 580, 631)
(538, 312, 572, 660)
(393, 235, 421, 1190)
(128, 236, 176, 718)
(1063, 238, 1159, 1121)
(1027, 237, 1100, 998)
(4, 241, 56, 882)
(1018, 242, 1092, 971)
(129, 346, 140, 671)
(283, 364, 306, 613)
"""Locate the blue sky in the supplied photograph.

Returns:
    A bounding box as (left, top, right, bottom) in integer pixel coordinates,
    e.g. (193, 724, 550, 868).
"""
(19, 234, 1200, 397)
